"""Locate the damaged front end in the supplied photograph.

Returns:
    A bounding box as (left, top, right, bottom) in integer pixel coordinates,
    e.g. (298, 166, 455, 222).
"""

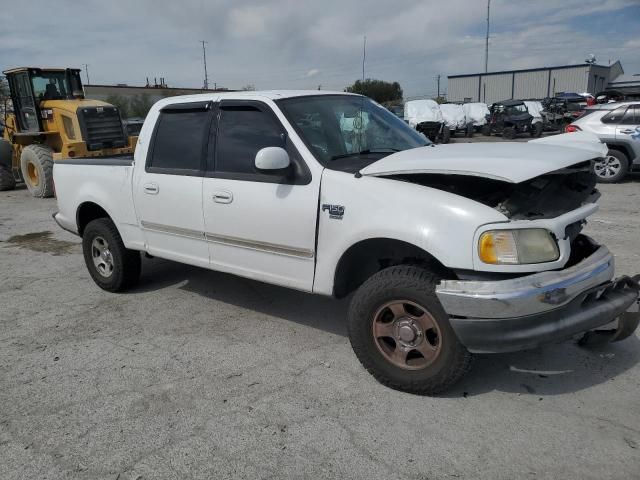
(387, 159, 599, 221)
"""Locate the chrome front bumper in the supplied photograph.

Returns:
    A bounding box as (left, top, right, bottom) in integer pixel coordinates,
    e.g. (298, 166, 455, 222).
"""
(436, 241, 640, 353)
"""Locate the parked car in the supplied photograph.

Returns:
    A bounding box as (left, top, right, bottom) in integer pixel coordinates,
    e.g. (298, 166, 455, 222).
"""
(404, 99, 450, 143)
(482, 100, 538, 138)
(440, 103, 473, 137)
(53, 91, 640, 395)
(566, 101, 640, 182)
(462, 102, 490, 131)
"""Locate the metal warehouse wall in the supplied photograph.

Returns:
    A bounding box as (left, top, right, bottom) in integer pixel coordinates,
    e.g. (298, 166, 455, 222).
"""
(480, 73, 512, 104)
(589, 65, 611, 93)
(549, 66, 589, 95)
(513, 70, 548, 99)
(447, 76, 480, 102)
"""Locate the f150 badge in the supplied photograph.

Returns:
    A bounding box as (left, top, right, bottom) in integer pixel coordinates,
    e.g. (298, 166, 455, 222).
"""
(322, 204, 345, 220)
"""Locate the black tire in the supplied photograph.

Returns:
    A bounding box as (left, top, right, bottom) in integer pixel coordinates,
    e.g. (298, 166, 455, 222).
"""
(465, 123, 474, 138)
(348, 265, 472, 395)
(0, 164, 15, 191)
(440, 126, 451, 144)
(502, 127, 516, 140)
(480, 125, 491, 136)
(20, 144, 54, 198)
(531, 122, 543, 138)
(82, 218, 141, 292)
(594, 150, 629, 183)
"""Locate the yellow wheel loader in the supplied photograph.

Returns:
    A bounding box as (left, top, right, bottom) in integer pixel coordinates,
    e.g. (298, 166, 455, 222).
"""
(0, 67, 137, 197)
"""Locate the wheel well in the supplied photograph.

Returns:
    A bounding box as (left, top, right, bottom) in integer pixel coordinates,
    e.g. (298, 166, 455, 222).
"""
(76, 202, 110, 237)
(606, 143, 632, 161)
(333, 238, 454, 298)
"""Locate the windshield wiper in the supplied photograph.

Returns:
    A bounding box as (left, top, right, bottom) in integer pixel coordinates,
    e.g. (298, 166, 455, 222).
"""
(330, 148, 400, 161)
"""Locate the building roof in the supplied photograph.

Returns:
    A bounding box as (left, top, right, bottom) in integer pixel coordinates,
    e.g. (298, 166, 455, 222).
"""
(448, 63, 613, 79)
(608, 73, 640, 87)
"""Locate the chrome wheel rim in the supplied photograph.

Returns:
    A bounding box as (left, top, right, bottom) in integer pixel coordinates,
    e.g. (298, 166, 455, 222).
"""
(372, 300, 442, 370)
(594, 156, 621, 178)
(91, 236, 114, 278)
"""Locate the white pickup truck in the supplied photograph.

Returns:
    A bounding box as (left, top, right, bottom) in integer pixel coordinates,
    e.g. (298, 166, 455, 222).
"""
(53, 91, 640, 394)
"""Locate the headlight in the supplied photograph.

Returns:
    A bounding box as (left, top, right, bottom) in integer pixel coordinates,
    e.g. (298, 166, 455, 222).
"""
(478, 229, 559, 265)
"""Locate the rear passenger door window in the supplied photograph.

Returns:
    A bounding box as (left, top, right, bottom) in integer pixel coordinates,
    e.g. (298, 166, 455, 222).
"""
(146, 102, 212, 175)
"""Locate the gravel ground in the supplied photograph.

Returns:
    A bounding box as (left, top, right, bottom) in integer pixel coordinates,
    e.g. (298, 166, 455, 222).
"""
(1, 170, 639, 480)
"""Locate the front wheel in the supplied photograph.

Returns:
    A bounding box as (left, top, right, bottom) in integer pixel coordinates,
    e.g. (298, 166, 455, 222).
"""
(480, 125, 491, 136)
(502, 127, 516, 140)
(594, 150, 629, 183)
(531, 122, 543, 138)
(20, 144, 54, 198)
(348, 265, 472, 395)
(82, 218, 141, 292)
(440, 126, 451, 144)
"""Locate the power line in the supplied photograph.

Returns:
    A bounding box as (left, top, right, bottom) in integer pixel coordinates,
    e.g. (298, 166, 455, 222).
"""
(84, 64, 90, 85)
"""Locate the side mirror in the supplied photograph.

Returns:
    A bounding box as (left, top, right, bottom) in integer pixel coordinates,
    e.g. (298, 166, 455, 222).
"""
(255, 147, 290, 171)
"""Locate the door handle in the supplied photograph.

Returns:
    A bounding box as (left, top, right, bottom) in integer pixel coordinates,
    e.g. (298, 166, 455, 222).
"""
(619, 129, 635, 134)
(143, 183, 159, 195)
(212, 190, 233, 204)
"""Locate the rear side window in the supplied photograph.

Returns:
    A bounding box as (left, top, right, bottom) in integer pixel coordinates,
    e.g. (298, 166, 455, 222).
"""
(601, 106, 627, 124)
(147, 107, 210, 174)
(215, 106, 285, 174)
(620, 105, 638, 125)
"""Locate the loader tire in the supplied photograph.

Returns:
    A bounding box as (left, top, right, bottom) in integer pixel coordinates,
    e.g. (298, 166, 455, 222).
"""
(20, 144, 54, 198)
(0, 165, 15, 191)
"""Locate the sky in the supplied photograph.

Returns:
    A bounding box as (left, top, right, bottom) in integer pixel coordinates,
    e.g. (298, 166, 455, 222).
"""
(1, 0, 638, 98)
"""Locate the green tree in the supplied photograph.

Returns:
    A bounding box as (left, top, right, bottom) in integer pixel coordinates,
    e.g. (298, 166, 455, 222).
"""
(129, 94, 154, 118)
(105, 94, 130, 119)
(345, 79, 403, 103)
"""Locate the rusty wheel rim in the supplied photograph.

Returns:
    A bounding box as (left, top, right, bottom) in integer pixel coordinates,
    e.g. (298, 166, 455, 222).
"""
(27, 162, 39, 187)
(372, 300, 442, 370)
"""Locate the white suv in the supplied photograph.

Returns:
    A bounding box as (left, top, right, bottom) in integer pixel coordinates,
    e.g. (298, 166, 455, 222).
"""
(568, 101, 640, 182)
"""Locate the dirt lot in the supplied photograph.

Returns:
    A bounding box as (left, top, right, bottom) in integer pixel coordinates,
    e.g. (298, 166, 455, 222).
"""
(1, 173, 640, 479)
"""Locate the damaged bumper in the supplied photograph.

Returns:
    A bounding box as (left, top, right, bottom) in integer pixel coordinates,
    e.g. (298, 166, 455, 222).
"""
(436, 242, 640, 353)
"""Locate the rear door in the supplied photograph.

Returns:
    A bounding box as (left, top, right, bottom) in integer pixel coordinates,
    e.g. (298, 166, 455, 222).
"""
(132, 101, 213, 268)
(202, 100, 319, 291)
(616, 104, 640, 157)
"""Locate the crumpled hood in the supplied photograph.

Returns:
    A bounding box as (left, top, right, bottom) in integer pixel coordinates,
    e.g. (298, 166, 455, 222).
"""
(360, 133, 606, 184)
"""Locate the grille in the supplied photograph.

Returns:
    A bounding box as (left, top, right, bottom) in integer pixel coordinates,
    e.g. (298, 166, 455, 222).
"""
(78, 106, 126, 151)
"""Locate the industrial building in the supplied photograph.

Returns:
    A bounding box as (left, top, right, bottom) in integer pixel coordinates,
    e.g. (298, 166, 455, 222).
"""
(447, 61, 624, 104)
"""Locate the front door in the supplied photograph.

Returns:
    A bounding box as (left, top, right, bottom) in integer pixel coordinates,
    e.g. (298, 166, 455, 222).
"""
(9, 72, 40, 132)
(133, 101, 212, 268)
(202, 100, 319, 291)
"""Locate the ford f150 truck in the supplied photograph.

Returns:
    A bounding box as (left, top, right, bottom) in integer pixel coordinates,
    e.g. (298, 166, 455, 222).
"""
(53, 91, 640, 394)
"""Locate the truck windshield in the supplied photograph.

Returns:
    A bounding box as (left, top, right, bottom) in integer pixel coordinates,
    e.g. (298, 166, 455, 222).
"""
(277, 95, 429, 169)
(31, 71, 74, 100)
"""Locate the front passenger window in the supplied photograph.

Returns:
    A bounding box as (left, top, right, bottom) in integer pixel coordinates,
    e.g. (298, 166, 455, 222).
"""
(601, 106, 627, 124)
(215, 106, 285, 174)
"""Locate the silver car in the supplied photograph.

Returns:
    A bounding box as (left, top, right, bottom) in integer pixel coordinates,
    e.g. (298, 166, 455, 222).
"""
(568, 101, 640, 182)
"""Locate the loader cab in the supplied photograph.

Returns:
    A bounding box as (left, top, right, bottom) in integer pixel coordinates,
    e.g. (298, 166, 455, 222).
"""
(4, 67, 84, 133)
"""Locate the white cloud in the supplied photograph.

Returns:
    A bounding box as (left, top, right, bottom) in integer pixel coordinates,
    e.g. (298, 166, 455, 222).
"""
(0, 0, 637, 96)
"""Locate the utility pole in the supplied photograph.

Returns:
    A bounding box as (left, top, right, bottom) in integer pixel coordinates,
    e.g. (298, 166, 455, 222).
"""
(84, 64, 90, 85)
(201, 40, 209, 90)
(362, 35, 367, 83)
(436, 74, 441, 98)
(485, 0, 491, 73)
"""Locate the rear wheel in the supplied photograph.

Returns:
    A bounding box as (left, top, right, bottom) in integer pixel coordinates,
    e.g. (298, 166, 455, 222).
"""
(82, 218, 141, 292)
(531, 122, 543, 138)
(480, 125, 491, 136)
(503, 127, 516, 140)
(465, 123, 474, 138)
(0, 140, 15, 191)
(348, 265, 472, 395)
(594, 150, 629, 183)
(20, 144, 54, 197)
(440, 126, 451, 144)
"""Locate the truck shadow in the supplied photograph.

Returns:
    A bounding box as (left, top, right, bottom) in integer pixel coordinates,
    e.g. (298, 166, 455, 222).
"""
(134, 257, 639, 396)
